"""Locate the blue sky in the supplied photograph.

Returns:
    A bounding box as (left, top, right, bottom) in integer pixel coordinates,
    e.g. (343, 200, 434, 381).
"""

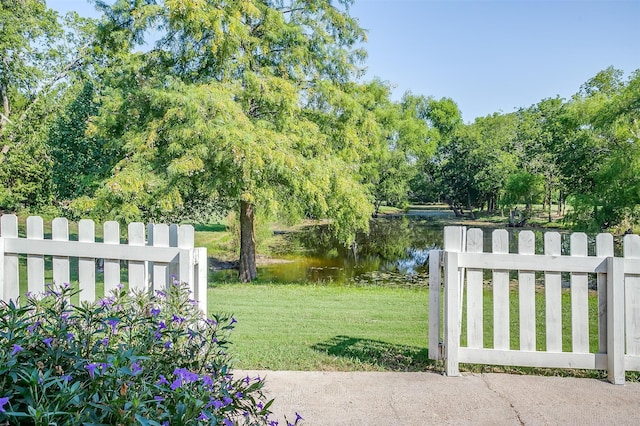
(50, 0, 640, 122)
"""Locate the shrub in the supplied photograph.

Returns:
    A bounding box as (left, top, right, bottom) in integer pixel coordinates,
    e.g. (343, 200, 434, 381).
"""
(0, 282, 297, 425)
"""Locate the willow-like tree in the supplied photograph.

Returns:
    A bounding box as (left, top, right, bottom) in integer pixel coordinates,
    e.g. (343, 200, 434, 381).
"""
(91, 0, 374, 281)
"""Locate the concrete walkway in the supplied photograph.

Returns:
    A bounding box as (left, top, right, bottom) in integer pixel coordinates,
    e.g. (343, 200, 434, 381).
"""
(237, 370, 640, 425)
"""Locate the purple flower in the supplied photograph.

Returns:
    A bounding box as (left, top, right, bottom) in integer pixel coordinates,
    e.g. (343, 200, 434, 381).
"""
(244, 375, 251, 385)
(223, 396, 233, 405)
(196, 412, 209, 421)
(61, 312, 70, 321)
(0, 396, 9, 413)
(131, 362, 143, 375)
(116, 283, 124, 289)
(155, 290, 166, 298)
(25, 291, 32, 298)
(236, 392, 243, 399)
(154, 396, 165, 402)
(208, 399, 224, 410)
(99, 297, 114, 308)
(27, 321, 41, 332)
(85, 363, 98, 379)
(170, 378, 182, 390)
(101, 337, 109, 346)
(257, 401, 264, 410)
(100, 362, 112, 372)
(106, 318, 120, 333)
(151, 307, 160, 317)
(154, 331, 162, 340)
(66, 333, 74, 342)
(173, 367, 198, 383)
(43, 337, 53, 348)
(202, 375, 214, 387)
(270, 421, 279, 426)
(158, 321, 166, 330)
(223, 419, 233, 426)
(172, 314, 185, 324)
(11, 344, 23, 356)
(61, 374, 72, 383)
(164, 341, 172, 349)
(230, 317, 237, 325)
(157, 375, 169, 386)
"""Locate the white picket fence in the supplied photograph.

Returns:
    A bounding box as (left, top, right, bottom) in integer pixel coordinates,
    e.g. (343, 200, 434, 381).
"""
(429, 226, 640, 384)
(0, 215, 207, 312)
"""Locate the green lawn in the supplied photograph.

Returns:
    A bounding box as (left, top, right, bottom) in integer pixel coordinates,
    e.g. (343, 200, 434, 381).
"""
(207, 283, 631, 380)
(207, 283, 431, 371)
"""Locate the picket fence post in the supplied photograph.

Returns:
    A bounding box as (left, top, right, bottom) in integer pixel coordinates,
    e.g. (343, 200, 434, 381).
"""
(596, 233, 614, 355)
(492, 229, 510, 350)
(52, 218, 70, 287)
(128, 222, 147, 292)
(428, 248, 442, 361)
(518, 230, 536, 351)
(78, 219, 96, 302)
(443, 226, 464, 376)
(1, 215, 19, 302)
(607, 256, 625, 384)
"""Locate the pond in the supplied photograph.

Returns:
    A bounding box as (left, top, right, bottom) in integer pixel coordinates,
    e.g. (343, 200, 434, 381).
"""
(212, 211, 618, 286)
(261, 216, 445, 286)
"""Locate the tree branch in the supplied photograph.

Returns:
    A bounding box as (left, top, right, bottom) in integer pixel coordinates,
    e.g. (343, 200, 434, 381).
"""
(18, 54, 84, 122)
(0, 112, 12, 125)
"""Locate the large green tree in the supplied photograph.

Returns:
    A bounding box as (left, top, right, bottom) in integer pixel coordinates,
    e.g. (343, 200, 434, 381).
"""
(359, 83, 431, 215)
(410, 97, 462, 207)
(0, 1, 96, 210)
(515, 97, 566, 221)
(92, 0, 374, 281)
(563, 68, 640, 231)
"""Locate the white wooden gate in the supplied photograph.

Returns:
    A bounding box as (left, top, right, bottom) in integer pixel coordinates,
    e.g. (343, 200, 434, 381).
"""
(430, 226, 640, 384)
(0, 215, 208, 312)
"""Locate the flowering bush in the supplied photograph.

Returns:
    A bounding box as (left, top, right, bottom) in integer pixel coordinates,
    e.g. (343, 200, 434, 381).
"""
(0, 282, 298, 425)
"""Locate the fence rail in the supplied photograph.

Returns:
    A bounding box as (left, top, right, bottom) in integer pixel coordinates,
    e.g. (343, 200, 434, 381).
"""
(0, 215, 207, 312)
(430, 226, 640, 384)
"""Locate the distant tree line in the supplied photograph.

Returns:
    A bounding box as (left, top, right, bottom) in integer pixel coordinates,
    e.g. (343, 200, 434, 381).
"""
(1, 1, 638, 280)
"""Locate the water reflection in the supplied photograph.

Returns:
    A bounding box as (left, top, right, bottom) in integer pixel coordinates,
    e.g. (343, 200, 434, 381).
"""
(259, 217, 444, 285)
(216, 216, 623, 286)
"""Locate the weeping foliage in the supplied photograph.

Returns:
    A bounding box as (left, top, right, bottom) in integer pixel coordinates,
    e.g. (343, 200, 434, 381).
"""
(89, 0, 374, 249)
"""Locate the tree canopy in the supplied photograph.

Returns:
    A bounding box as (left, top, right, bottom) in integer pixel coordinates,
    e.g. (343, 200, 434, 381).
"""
(2, 0, 640, 278)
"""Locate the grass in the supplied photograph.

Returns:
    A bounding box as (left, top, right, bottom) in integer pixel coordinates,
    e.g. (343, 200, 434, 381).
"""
(207, 282, 640, 380)
(207, 283, 431, 371)
(194, 224, 235, 259)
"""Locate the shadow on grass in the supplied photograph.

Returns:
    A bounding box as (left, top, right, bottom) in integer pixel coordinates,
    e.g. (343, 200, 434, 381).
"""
(311, 335, 436, 372)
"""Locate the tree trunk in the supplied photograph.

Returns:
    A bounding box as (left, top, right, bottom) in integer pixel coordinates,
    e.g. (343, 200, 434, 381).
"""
(446, 199, 464, 217)
(238, 200, 257, 282)
(557, 191, 563, 216)
(1, 84, 9, 130)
